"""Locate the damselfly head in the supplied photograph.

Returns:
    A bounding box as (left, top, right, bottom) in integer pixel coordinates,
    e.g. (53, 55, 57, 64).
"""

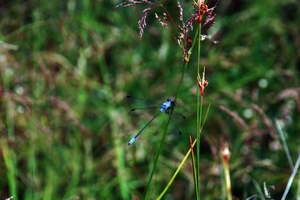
(167, 98, 175, 104)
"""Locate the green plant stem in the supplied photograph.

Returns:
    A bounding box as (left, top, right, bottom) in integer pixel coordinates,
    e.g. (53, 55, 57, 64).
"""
(143, 21, 202, 200)
(157, 139, 197, 200)
(111, 109, 130, 200)
(282, 153, 300, 199)
(275, 119, 294, 170)
(26, 131, 37, 200)
(143, 114, 172, 199)
(1, 140, 18, 200)
(144, 59, 188, 200)
(223, 160, 232, 200)
(2, 67, 18, 200)
(196, 22, 202, 199)
(191, 137, 200, 199)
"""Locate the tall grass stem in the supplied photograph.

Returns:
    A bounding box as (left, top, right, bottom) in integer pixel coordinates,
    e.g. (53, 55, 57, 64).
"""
(157, 139, 197, 199)
(281, 153, 300, 200)
(196, 21, 203, 198)
(275, 119, 294, 170)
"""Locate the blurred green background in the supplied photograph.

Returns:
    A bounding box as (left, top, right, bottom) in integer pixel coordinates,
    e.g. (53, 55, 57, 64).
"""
(0, 0, 299, 199)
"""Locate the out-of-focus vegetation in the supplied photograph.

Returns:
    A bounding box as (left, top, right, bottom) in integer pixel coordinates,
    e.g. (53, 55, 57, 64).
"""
(0, 0, 299, 199)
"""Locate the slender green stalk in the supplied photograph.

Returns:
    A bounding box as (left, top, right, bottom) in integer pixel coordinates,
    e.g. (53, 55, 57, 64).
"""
(196, 19, 203, 199)
(111, 109, 130, 200)
(275, 119, 294, 170)
(2, 66, 18, 200)
(157, 139, 197, 199)
(144, 19, 201, 200)
(191, 137, 200, 199)
(144, 60, 188, 199)
(25, 129, 37, 200)
(222, 147, 232, 200)
(282, 153, 300, 199)
(99, 45, 130, 199)
(143, 113, 173, 199)
(1, 140, 18, 200)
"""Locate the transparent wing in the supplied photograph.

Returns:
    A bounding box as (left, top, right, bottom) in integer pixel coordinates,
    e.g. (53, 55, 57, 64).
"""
(163, 114, 185, 144)
(123, 95, 161, 116)
(124, 95, 161, 107)
(162, 109, 186, 138)
(170, 111, 186, 125)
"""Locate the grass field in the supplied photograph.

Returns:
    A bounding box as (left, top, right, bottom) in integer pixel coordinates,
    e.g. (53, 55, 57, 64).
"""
(0, 0, 299, 199)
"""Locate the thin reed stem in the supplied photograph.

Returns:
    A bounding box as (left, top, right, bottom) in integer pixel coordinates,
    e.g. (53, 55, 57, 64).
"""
(196, 20, 203, 199)
(190, 136, 200, 199)
(157, 139, 197, 200)
(144, 18, 201, 199)
(275, 119, 294, 170)
(281, 153, 300, 199)
(222, 147, 232, 200)
(143, 116, 172, 199)
(144, 58, 189, 199)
